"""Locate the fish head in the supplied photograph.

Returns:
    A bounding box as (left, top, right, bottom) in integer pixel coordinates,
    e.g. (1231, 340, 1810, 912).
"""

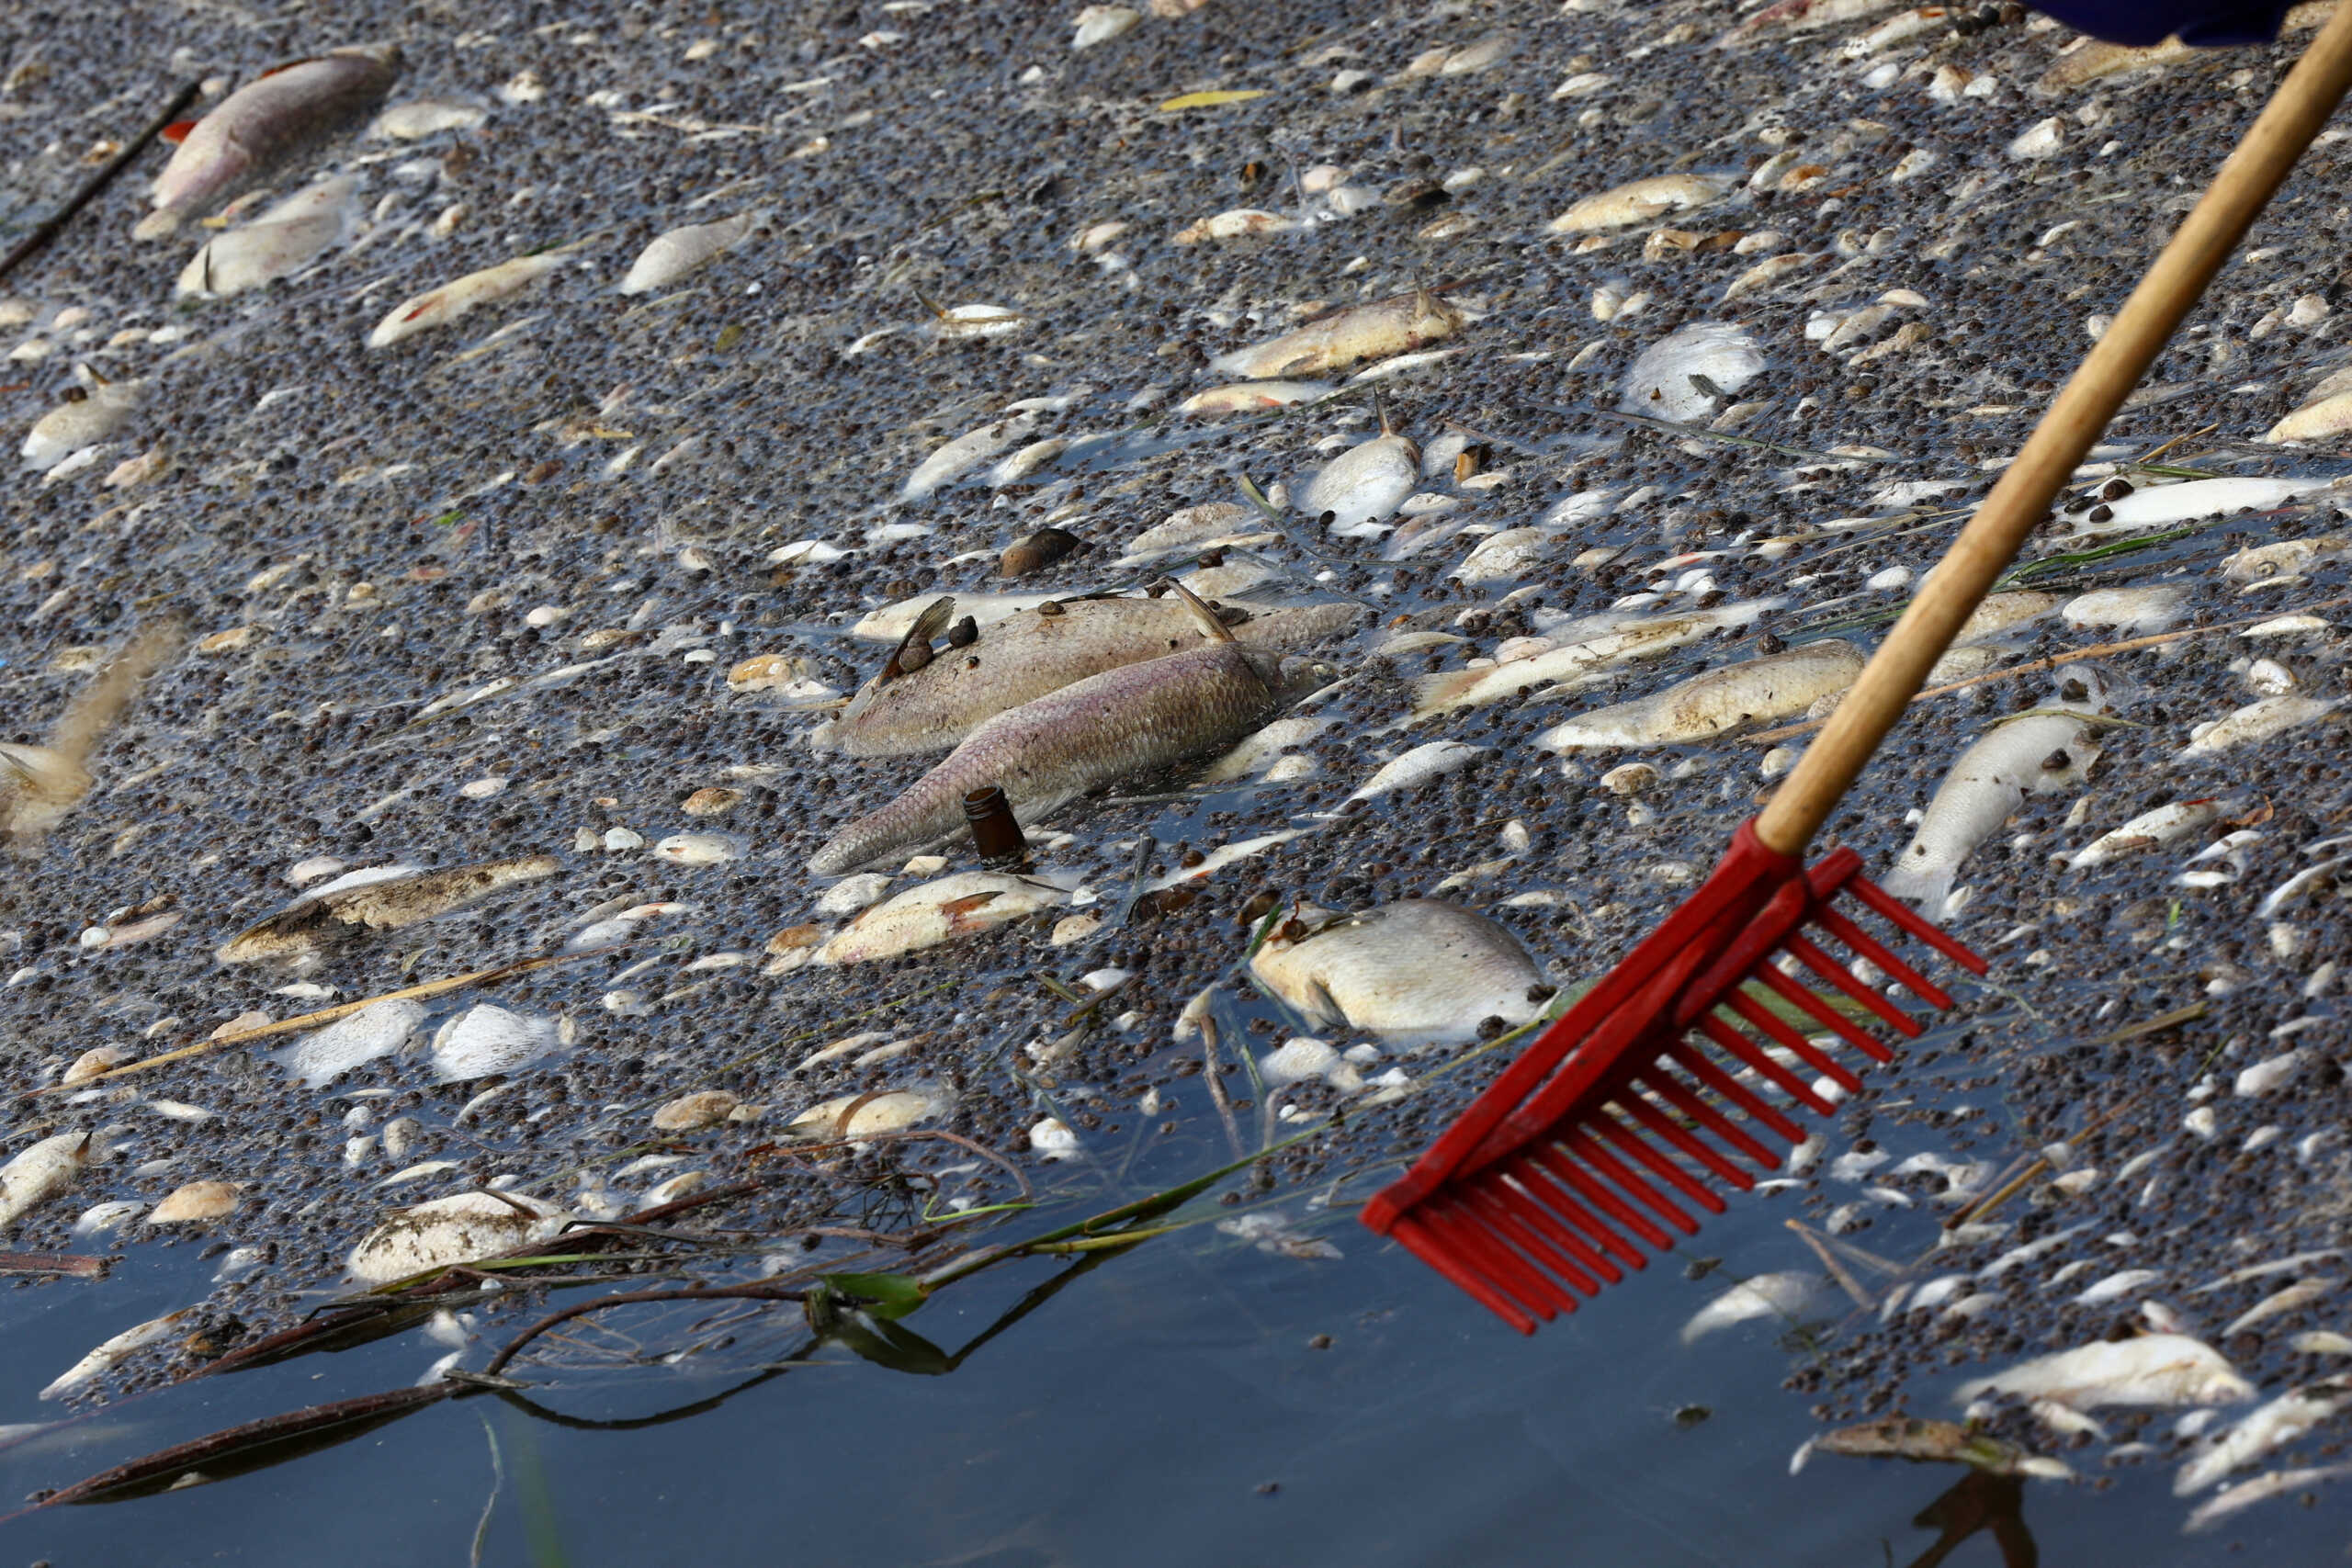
(2051, 661, 2132, 714)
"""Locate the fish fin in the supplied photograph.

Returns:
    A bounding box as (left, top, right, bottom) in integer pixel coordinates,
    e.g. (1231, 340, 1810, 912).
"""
(256, 57, 321, 79)
(1373, 384, 1396, 439)
(1161, 579, 1234, 644)
(160, 119, 198, 144)
(879, 595, 955, 682)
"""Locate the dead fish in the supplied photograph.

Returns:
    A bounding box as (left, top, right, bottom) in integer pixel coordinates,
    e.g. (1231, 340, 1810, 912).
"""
(1302, 401, 1419, 534)
(2062, 584, 2186, 633)
(817, 594, 1359, 757)
(2069, 798, 2225, 869)
(1538, 639, 1865, 750)
(346, 1190, 571, 1284)
(618, 209, 768, 295)
(2185, 1462, 2352, 1534)
(1621, 321, 1763, 422)
(902, 414, 1036, 502)
(138, 45, 401, 238)
(1451, 528, 1552, 584)
(1249, 900, 1545, 1044)
(1171, 208, 1302, 243)
(430, 1004, 565, 1081)
(2086, 475, 2332, 529)
(1550, 173, 1731, 235)
(22, 377, 141, 471)
(2183, 694, 2339, 755)
(1344, 740, 1489, 803)
(1680, 1271, 1829, 1344)
(809, 607, 1337, 874)
(217, 854, 560, 963)
(1210, 288, 1464, 380)
(148, 1179, 241, 1224)
(0, 1132, 88, 1230)
(1411, 602, 1777, 718)
(175, 175, 361, 298)
(1071, 5, 1142, 50)
(788, 1087, 955, 1138)
(40, 1309, 195, 1400)
(367, 245, 584, 348)
(271, 997, 425, 1087)
(1197, 715, 1332, 783)
(1115, 502, 1272, 565)
(1883, 676, 2114, 919)
(1956, 1334, 2255, 1412)
(371, 97, 487, 139)
(2176, 1389, 2348, 1496)
(1175, 381, 1334, 416)
(814, 871, 1077, 964)
(2222, 534, 2346, 583)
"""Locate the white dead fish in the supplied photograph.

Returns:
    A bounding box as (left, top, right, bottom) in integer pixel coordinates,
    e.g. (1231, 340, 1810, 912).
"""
(347, 1190, 571, 1283)
(1882, 678, 2113, 919)
(139, 46, 401, 238)
(217, 855, 560, 963)
(1956, 1334, 2255, 1412)
(1175, 381, 1333, 416)
(1304, 412, 1419, 534)
(429, 1004, 564, 1081)
(1172, 209, 1302, 243)
(1550, 173, 1731, 235)
(814, 872, 1074, 964)
(40, 1309, 194, 1400)
(1539, 640, 1865, 750)
(1412, 602, 1776, 718)
(1249, 900, 1545, 1044)
(931, 302, 1028, 343)
(2062, 584, 2187, 633)
(2183, 694, 2338, 755)
(1452, 528, 1550, 584)
(1346, 740, 1489, 803)
(368, 246, 582, 348)
(1211, 288, 1464, 380)
(1143, 829, 1313, 891)
(22, 378, 141, 471)
(901, 414, 1036, 502)
(272, 998, 425, 1087)
(1621, 321, 1763, 423)
(2177, 1389, 2349, 1496)
(2222, 536, 2346, 584)
(2069, 798, 2224, 869)
(789, 1089, 953, 1140)
(2185, 1462, 2352, 1533)
(2222, 1276, 2335, 1334)
(1071, 6, 1142, 50)
(618, 209, 767, 294)
(1680, 1271, 1828, 1344)
(0, 1132, 87, 1229)
(175, 175, 360, 298)
(2087, 476, 2332, 529)
(372, 97, 487, 139)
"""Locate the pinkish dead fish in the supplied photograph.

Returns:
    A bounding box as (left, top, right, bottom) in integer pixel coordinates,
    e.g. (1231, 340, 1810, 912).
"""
(816, 593, 1360, 758)
(809, 608, 1338, 874)
(138, 46, 401, 240)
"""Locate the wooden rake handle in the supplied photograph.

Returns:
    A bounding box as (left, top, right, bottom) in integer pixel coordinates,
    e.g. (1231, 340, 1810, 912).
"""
(1757, 6, 2352, 858)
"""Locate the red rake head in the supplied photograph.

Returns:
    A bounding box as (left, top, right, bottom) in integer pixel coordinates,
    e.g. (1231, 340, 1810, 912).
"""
(1360, 819, 1986, 1334)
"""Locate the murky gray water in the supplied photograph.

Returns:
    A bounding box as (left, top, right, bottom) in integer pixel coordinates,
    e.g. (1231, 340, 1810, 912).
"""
(6, 0, 2352, 1558)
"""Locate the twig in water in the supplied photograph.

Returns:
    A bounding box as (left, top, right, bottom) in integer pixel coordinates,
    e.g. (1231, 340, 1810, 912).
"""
(0, 78, 199, 282)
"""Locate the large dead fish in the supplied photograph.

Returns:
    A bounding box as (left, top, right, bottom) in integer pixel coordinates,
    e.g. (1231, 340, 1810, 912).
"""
(138, 46, 401, 240)
(815, 593, 1361, 757)
(1538, 639, 1864, 750)
(175, 174, 361, 297)
(808, 595, 1338, 874)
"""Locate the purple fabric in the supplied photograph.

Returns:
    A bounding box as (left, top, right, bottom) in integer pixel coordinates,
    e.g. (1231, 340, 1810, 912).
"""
(2033, 1, 2294, 46)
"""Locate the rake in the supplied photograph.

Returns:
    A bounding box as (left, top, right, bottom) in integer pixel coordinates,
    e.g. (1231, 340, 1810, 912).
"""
(1362, 8, 2352, 1333)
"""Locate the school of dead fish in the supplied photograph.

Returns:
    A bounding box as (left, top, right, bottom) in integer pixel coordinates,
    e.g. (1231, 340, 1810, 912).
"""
(0, 0, 2349, 1540)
